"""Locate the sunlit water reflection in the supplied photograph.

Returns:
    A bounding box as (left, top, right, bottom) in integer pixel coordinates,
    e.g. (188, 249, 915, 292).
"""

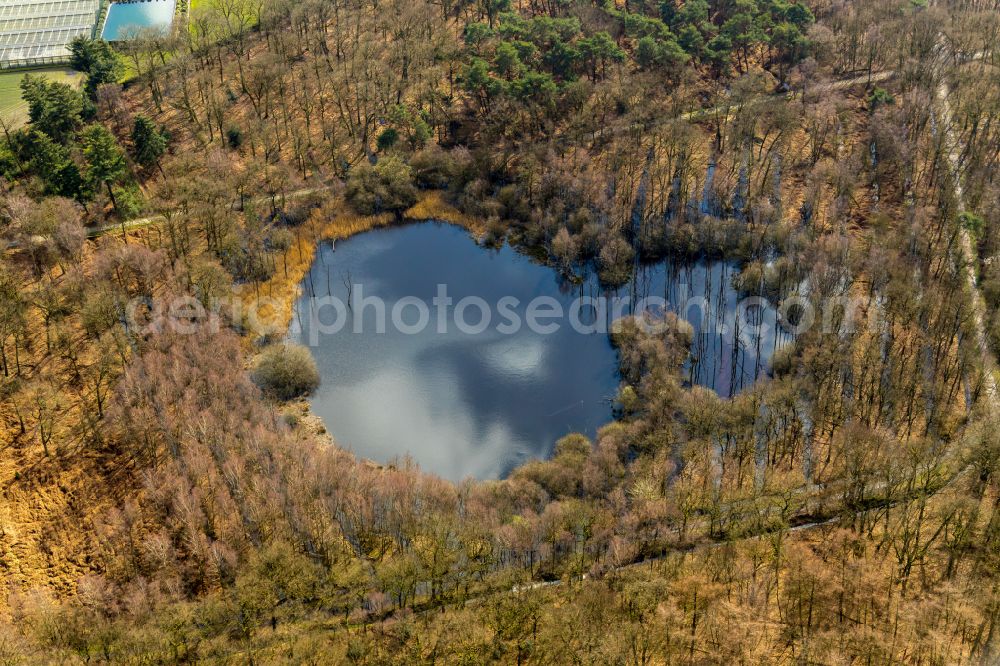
(289, 222, 786, 480)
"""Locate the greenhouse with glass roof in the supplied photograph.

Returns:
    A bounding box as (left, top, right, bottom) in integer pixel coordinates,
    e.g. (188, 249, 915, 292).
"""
(0, 0, 177, 69)
(0, 0, 102, 69)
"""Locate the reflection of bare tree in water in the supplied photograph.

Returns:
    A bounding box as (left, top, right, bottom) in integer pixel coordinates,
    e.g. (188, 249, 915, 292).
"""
(730, 312, 744, 394)
(342, 270, 353, 310)
(655, 261, 784, 397)
(294, 231, 789, 399)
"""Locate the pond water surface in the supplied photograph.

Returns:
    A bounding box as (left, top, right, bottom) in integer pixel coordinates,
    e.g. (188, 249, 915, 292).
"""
(289, 222, 784, 480)
(102, 0, 176, 40)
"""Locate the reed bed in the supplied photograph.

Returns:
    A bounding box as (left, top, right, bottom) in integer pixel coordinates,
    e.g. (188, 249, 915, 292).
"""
(241, 192, 479, 337)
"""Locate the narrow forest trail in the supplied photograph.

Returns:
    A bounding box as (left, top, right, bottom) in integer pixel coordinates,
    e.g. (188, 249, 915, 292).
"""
(576, 67, 900, 148)
(927, 0, 999, 411)
(584, 54, 978, 149)
(936, 77, 999, 406)
(362, 468, 962, 631)
(509, 513, 842, 596)
(85, 185, 334, 239)
(678, 68, 897, 121)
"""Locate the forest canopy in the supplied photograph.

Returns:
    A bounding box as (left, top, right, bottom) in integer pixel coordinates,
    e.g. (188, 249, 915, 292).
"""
(0, 0, 998, 662)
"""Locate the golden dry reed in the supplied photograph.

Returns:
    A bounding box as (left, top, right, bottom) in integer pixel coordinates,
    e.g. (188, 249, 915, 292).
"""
(239, 192, 482, 337)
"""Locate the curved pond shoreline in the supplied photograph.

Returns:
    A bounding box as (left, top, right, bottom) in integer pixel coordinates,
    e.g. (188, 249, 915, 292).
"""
(288, 222, 621, 480)
(236, 191, 478, 337)
(286, 219, 785, 480)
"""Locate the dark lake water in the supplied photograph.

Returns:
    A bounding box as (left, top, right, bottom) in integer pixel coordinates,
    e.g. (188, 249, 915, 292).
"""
(289, 222, 784, 480)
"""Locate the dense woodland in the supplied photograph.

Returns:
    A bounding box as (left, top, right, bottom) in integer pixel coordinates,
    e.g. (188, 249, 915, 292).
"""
(0, 0, 999, 662)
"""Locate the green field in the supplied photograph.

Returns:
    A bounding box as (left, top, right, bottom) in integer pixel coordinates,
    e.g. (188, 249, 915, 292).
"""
(0, 68, 83, 127)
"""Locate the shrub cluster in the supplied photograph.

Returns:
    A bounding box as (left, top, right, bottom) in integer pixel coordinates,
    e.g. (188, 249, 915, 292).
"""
(252, 343, 321, 400)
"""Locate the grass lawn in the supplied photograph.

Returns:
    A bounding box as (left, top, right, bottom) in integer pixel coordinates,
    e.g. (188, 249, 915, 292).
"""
(0, 68, 83, 127)
(121, 58, 140, 82)
(184, 0, 208, 39)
